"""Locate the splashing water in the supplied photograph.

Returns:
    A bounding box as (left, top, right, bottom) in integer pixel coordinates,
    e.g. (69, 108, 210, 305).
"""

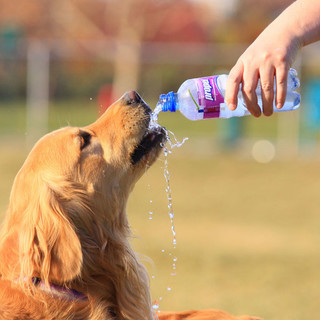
(151, 102, 189, 150)
(151, 102, 163, 124)
(150, 100, 188, 313)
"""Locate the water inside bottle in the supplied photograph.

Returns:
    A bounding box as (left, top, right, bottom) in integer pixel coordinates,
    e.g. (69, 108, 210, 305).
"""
(149, 102, 188, 313)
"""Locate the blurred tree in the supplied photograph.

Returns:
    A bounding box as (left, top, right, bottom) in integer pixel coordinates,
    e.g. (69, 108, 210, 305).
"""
(104, 0, 209, 100)
(0, 0, 210, 100)
(0, 0, 295, 100)
(106, 0, 147, 100)
(211, 0, 294, 43)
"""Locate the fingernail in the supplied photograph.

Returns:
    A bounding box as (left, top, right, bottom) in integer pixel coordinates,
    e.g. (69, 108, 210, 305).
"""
(253, 107, 261, 117)
(228, 104, 236, 110)
(276, 103, 282, 109)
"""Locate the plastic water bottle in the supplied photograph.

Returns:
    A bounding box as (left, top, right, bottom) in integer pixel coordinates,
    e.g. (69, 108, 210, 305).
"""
(156, 68, 300, 120)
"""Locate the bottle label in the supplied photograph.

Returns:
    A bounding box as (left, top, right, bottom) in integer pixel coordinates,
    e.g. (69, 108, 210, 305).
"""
(196, 76, 224, 118)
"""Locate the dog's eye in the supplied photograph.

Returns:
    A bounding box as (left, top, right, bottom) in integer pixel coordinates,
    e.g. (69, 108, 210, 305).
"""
(80, 131, 91, 150)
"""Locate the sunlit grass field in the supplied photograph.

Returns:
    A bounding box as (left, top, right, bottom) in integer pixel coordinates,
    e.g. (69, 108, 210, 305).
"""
(0, 100, 319, 320)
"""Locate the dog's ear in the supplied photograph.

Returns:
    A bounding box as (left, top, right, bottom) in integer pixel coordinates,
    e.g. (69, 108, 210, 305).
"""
(10, 174, 83, 285)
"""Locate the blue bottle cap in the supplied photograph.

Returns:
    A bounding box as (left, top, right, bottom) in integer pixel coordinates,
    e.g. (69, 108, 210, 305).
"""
(160, 91, 177, 112)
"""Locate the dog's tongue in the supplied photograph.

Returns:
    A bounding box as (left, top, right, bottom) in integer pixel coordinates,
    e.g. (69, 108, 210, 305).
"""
(149, 133, 156, 142)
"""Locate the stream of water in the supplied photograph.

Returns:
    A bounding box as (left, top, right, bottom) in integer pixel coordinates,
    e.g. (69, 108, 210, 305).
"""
(149, 103, 188, 313)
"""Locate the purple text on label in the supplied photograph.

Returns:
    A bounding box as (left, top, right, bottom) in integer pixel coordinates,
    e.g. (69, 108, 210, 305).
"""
(201, 79, 213, 101)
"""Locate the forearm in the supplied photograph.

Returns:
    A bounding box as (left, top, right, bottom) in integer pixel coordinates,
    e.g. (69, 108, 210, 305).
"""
(266, 0, 320, 47)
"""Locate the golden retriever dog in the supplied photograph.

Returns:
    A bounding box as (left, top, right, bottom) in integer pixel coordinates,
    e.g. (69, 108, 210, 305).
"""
(0, 91, 260, 320)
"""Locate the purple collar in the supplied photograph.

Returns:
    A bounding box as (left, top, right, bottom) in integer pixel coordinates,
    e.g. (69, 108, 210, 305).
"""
(32, 277, 87, 301)
(31, 278, 118, 318)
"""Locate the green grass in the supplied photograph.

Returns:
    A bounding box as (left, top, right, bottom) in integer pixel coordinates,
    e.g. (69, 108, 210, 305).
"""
(129, 154, 320, 319)
(0, 100, 319, 319)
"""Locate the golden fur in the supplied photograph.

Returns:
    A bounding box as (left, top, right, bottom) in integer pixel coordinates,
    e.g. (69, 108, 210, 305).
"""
(0, 91, 260, 320)
(158, 310, 261, 320)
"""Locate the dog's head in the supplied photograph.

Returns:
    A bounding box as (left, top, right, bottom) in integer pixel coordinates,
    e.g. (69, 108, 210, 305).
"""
(22, 90, 164, 199)
(0, 91, 165, 287)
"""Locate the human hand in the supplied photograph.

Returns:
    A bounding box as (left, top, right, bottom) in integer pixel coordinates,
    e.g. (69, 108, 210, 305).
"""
(225, 20, 301, 117)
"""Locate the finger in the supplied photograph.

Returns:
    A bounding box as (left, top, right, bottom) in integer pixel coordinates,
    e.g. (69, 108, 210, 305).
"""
(275, 66, 288, 109)
(259, 66, 275, 116)
(242, 69, 261, 117)
(225, 63, 243, 111)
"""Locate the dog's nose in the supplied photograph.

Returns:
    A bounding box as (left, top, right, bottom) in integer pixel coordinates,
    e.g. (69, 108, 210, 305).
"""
(122, 90, 144, 105)
(122, 90, 152, 114)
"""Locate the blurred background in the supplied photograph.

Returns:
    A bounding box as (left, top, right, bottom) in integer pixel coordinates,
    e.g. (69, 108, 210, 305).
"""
(0, 0, 320, 319)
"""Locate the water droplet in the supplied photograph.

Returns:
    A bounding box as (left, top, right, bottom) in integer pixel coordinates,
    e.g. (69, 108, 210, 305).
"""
(167, 287, 172, 291)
